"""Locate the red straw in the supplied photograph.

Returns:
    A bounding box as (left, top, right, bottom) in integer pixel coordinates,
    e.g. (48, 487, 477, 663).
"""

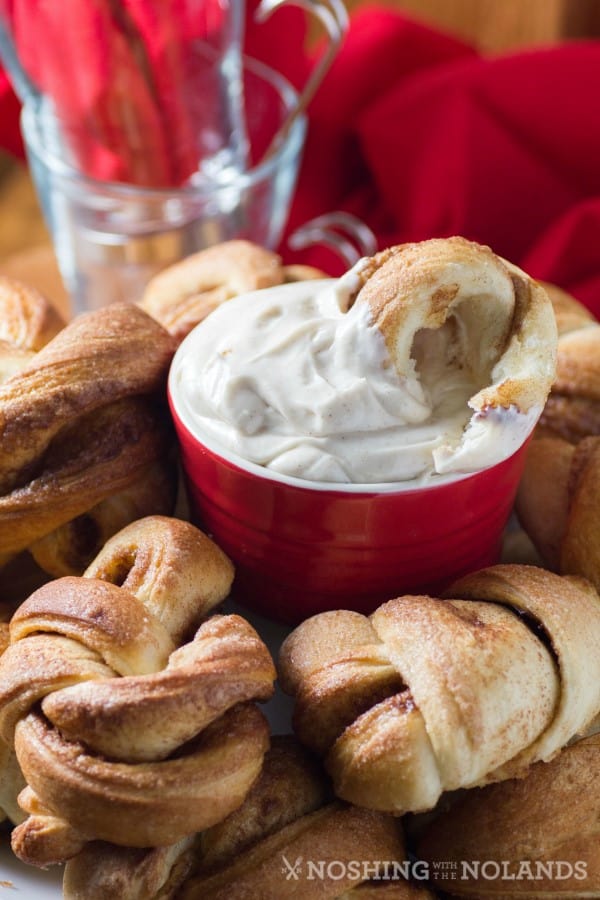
(6, 0, 228, 186)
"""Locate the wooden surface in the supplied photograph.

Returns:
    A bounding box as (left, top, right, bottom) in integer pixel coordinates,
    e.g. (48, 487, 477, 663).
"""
(0, 161, 49, 260)
(0, 159, 69, 311)
(347, 0, 600, 53)
(0, 242, 70, 317)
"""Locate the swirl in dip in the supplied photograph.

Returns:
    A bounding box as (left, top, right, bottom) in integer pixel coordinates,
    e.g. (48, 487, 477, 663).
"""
(170, 239, 557, 485)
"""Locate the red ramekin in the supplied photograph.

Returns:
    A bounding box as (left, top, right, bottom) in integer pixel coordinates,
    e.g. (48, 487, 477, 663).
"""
(169, 370, 530, 624)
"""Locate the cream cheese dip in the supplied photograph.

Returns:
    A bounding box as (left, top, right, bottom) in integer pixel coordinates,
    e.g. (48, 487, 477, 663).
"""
(169, 249, 552, 486)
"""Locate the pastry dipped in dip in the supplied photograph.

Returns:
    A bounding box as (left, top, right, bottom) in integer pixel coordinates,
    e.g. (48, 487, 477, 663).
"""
(170, 237, 557, 486)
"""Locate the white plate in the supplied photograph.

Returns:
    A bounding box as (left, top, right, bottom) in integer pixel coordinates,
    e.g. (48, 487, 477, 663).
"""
(0, 599, 295, 897)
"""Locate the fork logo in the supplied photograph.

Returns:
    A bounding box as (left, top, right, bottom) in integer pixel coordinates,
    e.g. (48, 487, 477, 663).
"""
(281, 855, 303, 880)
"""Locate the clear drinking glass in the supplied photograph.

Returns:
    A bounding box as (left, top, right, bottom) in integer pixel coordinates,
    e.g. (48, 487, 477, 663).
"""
(21, 57, 306, 311)
(0, 0, 251, 183)
(0, 0, 348, 313)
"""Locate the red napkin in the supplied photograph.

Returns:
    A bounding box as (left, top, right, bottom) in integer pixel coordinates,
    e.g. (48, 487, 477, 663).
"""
(1, 4, 599, 315)
(282, 6, 600, 317)
(0, 66, 22, 157)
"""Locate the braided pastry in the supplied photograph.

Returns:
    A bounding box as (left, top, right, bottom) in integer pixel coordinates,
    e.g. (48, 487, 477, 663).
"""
(278, 565, 600, 815)
(353, 238, 555, 414)
(536, 282, 600, 442)
(286, 237, 556, 480)
(516, 434, 600, 590)
(0, 516, 276, 866)
(418, 733, 600, 897)
(139, 239, 326, 343)
(0, 275, 64, 383)
(27, 459, 177, 577)
(0, 301, 177, 572)
(0, 622, 25, 826)
(64, 737, 433, 900)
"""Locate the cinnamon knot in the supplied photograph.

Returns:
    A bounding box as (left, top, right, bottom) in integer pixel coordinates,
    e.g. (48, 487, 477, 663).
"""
(279, 565, 600, 814)
(0, 284, 177, 576)
(0, 516, 275, 865)
(537, 282, 600, 442)
(63, 738, 432, 900)
(139, 239, 326, 344)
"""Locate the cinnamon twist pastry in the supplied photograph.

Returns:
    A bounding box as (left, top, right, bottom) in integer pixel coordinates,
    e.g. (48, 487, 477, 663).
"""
(0, 276, 64, 383)
(0, 721, 24, 827)
(27, 459, 177, 577)
(0, 622, 25, 826)
(64, 737, 433, 900)
(0, 301, 177, 572)
(536, 282, 600, 442)
(278, 565, 600, 815)
(418, 733, 600, 897)
(516, 435, 600, 591)
(346, 237, 556, 474)
(0, 516, 275, 866)
(139, 239, 326, 343)
(353, 238, 555, 413)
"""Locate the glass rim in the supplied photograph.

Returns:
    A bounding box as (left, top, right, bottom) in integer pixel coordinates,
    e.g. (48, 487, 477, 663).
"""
(20, 54, 307, 199)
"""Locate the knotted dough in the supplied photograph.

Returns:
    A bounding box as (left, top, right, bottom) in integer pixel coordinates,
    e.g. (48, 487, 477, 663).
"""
(0, 291, 177, 575)
(536, 282, 600, 442)
(279, 565, 600, 814)
(418, 732, 600, 897)
(139, 239, 326, 343)
(64, 738, 432, 900)
(0, 516, 275, 865)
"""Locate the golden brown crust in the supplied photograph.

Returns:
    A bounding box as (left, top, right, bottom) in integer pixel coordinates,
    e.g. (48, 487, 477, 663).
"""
(14, 701, 270, 848)
(63, 836, 198, 900)
(0, 276, 64, 353)
(0, 627, 26, 826)
(0, 516, 275, 865)
(278, 565, 600, 815)
(0, 303, 174, 493)
(83, 515, 235, 643)
(282, 263, 328, 282)
(181, 804, 404, 900)
(353, 237, 557, 417)
(0, 276, 65, 393)
(0, 304, 177, 568)
(537, 392, 600, 443)
(0, 737, 26, 826)
(139, 241, 284, 342)
(552, 327, 600, 399)
(445, 565, 600, 780)
(28, 461, 177, 577)
(63, 737, 433, 900)
(418, 733, 600, 897)
(516, 435, 600, 590)
(0, 398, 173, 559)
(540, 282, 595, 336)
(514, 437, 573, 570)
(139, 241, 329, 343)
(536, 283, 600, 442)
(197, 736, 330, 869)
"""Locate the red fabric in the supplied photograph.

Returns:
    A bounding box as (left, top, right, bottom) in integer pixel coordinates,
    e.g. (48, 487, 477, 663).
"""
(1, 4, 600, 313)
(0, 66, 22, 156)
(281, 8, 600, 315)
